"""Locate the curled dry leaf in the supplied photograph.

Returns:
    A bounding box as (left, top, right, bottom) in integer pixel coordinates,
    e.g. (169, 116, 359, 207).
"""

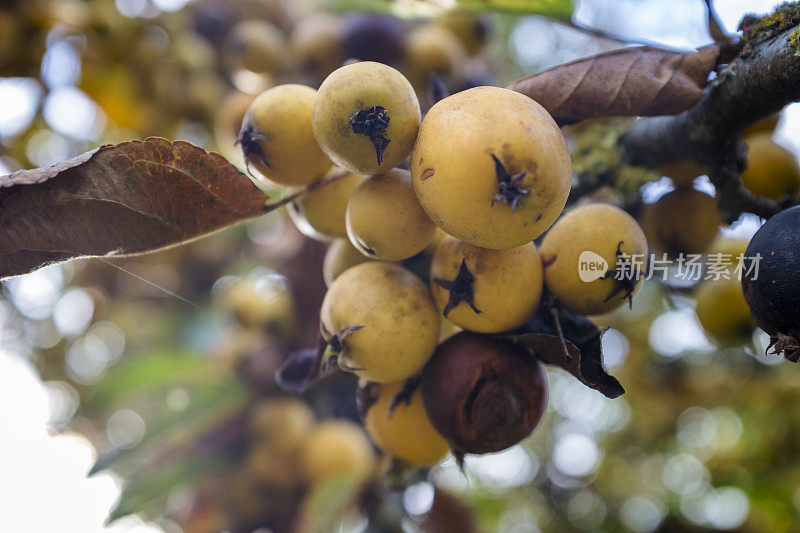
(0, 137, 269, 280)
(514, 300, 625, 398)
(275, 334, 329, 394)
(506, 44, 721, 124)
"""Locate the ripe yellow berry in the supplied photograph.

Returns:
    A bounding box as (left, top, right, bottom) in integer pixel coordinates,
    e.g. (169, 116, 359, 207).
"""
(322, 238, 374, 287)
(540, 203, 648, 315)
(741, 133, 800, 200)
(320, 262, 439, 383)
(411, 86, 572, 249)
(289, 13, 344, 78)
(288, 169, 365, 240)
(644, 188, 721, 256)
(301, 420, 376, 485)
(248, 398, 315, 453)
(346, 168, 436, 261)
(405, 24, 467, 97)
(218, 273, 295, 337)
(214, 91, 256, 163)
(312, 61, 421, 174)
(222, 20, 287, 75)
(430, 235, 543, 333)
(695, 278, 753, 343)
(706, 235, 749, 272)
(439, 13, 490, 56)
(361, 381, 450, 467)
(657, 159, 707, 188)
(239, 84, 333, 187)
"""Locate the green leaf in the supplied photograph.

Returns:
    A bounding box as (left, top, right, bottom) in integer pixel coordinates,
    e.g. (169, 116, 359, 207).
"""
(327, 0, 574, 20)
(302, 477, 361, 532)
(456, 0, 574, 19)
(107, 452, 229, 523)
(90, 380, 247, 476)
(83, 348, 215, 413)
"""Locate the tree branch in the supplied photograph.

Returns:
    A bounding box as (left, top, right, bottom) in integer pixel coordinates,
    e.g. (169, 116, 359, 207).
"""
(621, 5, 800, 221)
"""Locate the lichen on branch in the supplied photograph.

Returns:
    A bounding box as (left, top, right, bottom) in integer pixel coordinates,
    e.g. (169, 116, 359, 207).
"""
(622, 2, 800, 222)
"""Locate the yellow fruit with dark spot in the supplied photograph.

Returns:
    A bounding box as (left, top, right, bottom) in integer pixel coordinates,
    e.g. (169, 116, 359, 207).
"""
(288, 169, 364, 240)
(430, 235, 543, 333)
(290, 13, 344, 77)
(239, 84, 333, 186)
(222, 20, 287, 75)
(540, 203, 648, 315)
(644, 188, 722, 256)
(320, 262, 439, 382)
(322, 239, 374, 287)
(301, 420, 376, 485)
(362, 381, 450, 467)
(411, 86, 572, 249)
(405, 24, 467, 96)
(741, 133, 800, 200)
(312, 62, 421, 175)
(695, 278, 753, 342)
(346, 168, 436, 260)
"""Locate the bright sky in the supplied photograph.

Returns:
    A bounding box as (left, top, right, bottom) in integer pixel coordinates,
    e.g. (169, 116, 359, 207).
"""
(0, 1, 791, 532)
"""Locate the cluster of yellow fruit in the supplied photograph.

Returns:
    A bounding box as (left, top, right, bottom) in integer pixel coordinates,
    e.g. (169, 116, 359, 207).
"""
(647, 116, 798, 346)
(223, 9, 489, 96)
(237, 59, 653, 464)
(223, 397, 377, 529)
(213, 8, 491, 165)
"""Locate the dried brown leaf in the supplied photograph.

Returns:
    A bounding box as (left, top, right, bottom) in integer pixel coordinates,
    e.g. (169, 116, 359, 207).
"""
(0, 137, 268, 280)
(506, 44, 721, 124)
(514, 298, 625, 398)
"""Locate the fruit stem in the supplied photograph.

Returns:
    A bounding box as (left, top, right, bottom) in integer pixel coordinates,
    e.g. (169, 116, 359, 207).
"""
(350, 105, 391, 165)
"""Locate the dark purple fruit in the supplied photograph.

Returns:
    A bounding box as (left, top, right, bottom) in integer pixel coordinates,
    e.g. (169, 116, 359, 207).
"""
(742, 205, 800, 361)
(421, 332, 547, 454)
(341, 14, 407, 66)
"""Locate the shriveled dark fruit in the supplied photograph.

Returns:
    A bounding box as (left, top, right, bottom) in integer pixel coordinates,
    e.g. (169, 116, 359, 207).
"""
(341, 14, 407, 65)
(742, 205, 800, 361)
(421, 332, 547, 454)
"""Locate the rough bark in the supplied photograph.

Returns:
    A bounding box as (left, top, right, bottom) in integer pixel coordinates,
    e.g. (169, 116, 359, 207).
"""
(622, 4, 800, 222)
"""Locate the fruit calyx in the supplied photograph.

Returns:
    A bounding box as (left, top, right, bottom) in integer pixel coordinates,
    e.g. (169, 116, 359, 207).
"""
(388, 376, 421, 417)
(463, 372, 523, 437)
(434, 259, 482, 317)
(350, 105, 391, 165)
(601, 240, 640, 308)
(323, 325, 365, 372)
(768, 331, 800, 362)
(490, 154, 528, 211)
(236, 125, 271, 173)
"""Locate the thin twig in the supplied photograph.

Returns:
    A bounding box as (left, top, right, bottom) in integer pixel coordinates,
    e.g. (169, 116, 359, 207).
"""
(622, 12, 800, 221)
(704, 0, 732, 45)
(262, 168, 351, 213)
(550, 306, 572, 362)
(555, 18, 691, 53)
